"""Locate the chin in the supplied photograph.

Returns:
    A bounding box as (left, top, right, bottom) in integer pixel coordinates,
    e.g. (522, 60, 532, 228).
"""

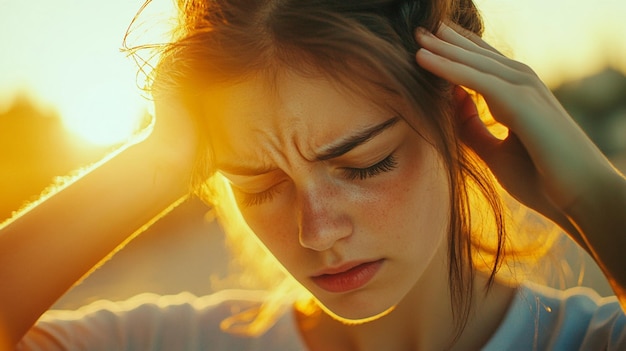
(315, 297, 397, 325)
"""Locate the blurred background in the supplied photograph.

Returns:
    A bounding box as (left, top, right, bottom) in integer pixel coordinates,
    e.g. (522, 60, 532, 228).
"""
(0, 0, 624, 310)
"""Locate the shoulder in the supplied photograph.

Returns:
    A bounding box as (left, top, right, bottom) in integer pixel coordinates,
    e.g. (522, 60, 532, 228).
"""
(18, 290, 306, 351)
(483, 283, 626, 350)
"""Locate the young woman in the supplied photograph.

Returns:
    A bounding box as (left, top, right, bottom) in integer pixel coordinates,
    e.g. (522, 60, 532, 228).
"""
(4, 0, 626, 350)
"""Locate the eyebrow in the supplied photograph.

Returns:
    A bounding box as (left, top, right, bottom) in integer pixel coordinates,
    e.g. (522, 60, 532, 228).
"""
(218, 116, 400, 176)
(315, 116, 400, 161)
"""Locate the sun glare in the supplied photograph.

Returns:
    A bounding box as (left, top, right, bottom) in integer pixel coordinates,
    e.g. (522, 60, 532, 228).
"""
(59, 85, 145, 146)
(0, 1, 624, 146)
(0, 0, 176, 146)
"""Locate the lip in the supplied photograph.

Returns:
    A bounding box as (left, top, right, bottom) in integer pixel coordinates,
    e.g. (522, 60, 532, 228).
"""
(311, 259, 384, 293)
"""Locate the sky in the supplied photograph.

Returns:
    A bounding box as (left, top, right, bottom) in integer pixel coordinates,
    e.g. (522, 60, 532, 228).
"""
(475, 0, 626, 85)
(0, 0, 624, 145)
(0, 0, 174, 144)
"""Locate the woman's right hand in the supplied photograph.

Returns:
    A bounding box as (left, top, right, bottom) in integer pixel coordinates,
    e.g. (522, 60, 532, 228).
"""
(142, 95, 199, 179)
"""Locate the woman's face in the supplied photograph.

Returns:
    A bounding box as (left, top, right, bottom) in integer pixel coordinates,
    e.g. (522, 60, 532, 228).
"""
(204, 70, 451, 321)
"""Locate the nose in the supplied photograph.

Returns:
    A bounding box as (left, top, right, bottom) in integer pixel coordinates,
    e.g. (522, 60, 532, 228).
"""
(297, 182, 352, 251)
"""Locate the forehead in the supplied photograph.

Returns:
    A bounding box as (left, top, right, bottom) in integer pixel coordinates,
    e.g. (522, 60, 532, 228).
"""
(200, 71, 402, 164)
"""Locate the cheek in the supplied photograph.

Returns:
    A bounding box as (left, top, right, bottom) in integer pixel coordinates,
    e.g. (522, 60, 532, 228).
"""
(361, 147, 450, 248)
(235, 192, 304, 265)
(234, 145, 450, 265)
(241, 211, 292, 248)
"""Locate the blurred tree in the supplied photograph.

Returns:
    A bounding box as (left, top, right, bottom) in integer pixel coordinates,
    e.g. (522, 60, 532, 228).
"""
(0, 94, 111, 221)
(553, 68, 626, 157)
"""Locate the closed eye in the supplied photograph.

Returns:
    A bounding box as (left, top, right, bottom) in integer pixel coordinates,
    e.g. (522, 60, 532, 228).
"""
(343, 154, 398, 181)
(231, 183, 283, 208)
(231, 154, 398, 207)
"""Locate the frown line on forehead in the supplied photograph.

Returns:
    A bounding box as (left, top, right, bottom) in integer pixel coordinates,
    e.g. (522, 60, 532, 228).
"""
(217, 116, 401, 176)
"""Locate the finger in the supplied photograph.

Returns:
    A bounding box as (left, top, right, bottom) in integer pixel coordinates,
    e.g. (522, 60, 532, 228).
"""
(416, 47, 511, 103)
(439, 23, 537, 75)
(416, 29, 529, 85)
(440, 22, 503, 55)
(419, 23, 537, 77)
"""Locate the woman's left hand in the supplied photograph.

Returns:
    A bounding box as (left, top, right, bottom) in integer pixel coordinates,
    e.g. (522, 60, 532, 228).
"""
(414, 22, 626, 305)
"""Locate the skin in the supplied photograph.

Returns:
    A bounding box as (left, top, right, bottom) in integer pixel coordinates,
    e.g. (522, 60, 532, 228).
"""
(1, 20, 625, 351)
(206, 22, 626, 350)
(415, 23, 626, 306)
(205, 72, 451, 322)
(0, 97, 198, 347)
(204, 71, 516, 351)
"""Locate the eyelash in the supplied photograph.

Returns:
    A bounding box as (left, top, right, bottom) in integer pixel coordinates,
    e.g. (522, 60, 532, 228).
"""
(235, 154, 398, 207)
(343, 154, 398, 181)
(235, 186, 281, 208)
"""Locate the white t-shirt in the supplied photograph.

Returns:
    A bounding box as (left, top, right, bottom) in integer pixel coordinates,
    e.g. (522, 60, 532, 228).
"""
(18, 284, 626, 350)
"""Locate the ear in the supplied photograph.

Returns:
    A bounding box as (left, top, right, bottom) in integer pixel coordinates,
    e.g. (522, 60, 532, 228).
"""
(453, 85, 479, 124)
(453, 86, 499, 159)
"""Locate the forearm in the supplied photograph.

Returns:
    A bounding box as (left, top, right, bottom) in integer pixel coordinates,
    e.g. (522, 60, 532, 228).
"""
(0, 138, 192, 347)
(565, 167, 626, 309)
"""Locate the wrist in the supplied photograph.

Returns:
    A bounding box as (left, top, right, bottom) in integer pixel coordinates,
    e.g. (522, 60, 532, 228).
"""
(564, 168, 626, 294)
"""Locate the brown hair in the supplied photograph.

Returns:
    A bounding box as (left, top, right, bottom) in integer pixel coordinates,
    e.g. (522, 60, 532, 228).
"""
(137, 0, 512, 339)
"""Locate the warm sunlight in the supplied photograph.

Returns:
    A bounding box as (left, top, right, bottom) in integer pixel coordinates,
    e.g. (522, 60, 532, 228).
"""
(0, 0, 624, 145)
(1, 2, 624, 343)
(57, 73, 145, 146)
(0, 0, 175, 146)
(475, 0, 626, 87)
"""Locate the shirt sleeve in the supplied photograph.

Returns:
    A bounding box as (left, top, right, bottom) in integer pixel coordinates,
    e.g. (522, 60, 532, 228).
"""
(483, 284, 626, 351)
(17, 291, 288, 351)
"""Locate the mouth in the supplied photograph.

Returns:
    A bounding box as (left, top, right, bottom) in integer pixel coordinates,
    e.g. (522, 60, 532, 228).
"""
(310, 259, 385, 293)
